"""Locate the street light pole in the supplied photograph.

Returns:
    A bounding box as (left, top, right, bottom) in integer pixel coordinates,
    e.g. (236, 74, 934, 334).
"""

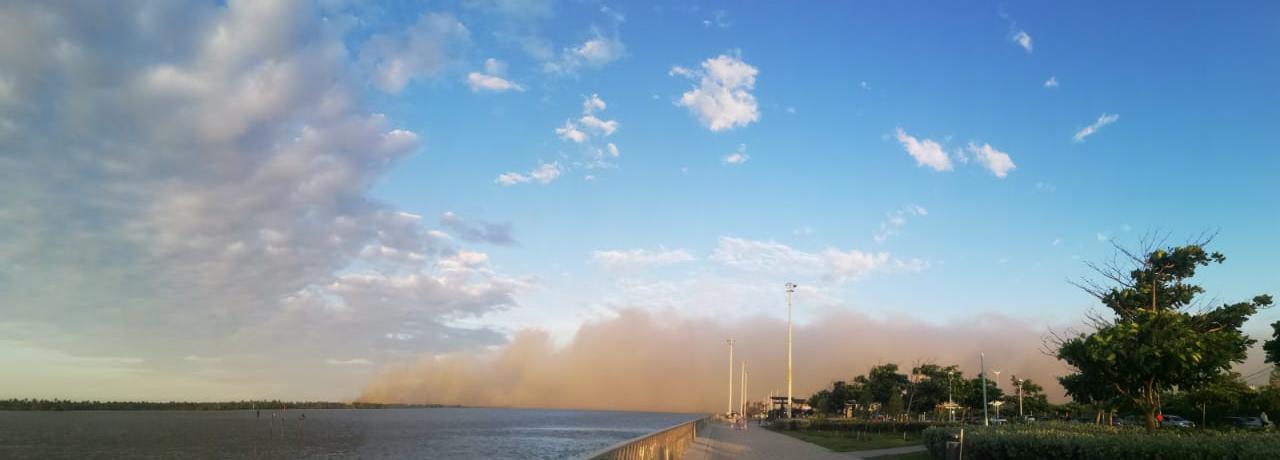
(981, 353, 989, 427)
(947, 371, 955, 422)
(1016, 378, 1024, 418)
(740, 361, 747, 418)
(785, 282, 797, 419)
(727, 339, 735, 416)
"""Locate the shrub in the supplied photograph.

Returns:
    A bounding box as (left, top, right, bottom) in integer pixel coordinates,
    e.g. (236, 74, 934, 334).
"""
(782, 419, 940, 434)
(922, 422, 1280, 460)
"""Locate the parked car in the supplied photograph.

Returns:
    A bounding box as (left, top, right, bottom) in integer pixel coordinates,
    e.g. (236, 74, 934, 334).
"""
(990, 417, 1008, 425)
(1225, 416, 1265, 429)
(1162, 415, 1195, 428)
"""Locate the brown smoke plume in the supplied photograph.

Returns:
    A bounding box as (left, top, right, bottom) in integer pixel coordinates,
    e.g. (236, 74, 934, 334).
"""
(359, 308, 1070, 413)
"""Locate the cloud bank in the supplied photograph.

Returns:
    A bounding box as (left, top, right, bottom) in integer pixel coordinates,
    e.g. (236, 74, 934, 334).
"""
(0, 0, 519, 399)
(359, 308, 1069, 413)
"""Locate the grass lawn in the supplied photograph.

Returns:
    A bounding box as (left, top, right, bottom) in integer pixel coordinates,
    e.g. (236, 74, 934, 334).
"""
(864, 451, 930, 460)
(770, 427, 923, 452)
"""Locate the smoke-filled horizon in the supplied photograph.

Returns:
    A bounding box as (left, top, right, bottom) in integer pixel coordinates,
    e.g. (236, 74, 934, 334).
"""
(359, 308, 1075, 413)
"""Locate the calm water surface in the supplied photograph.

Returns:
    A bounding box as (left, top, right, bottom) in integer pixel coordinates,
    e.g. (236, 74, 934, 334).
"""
(0, 408, 701, 459)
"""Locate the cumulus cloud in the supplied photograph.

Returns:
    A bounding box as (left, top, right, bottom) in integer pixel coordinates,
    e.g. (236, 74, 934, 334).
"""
(1073, 113, 1119, 142)
(465, 58, 522, 92)
(895, 128, 953, 172)
(967, 142, 1016, 178)
(591, 248, 695, 271)
(439, 211, 517, 246)
(555, 93, 619, 144)
(496, 162, 562, 186)
(555, 119, 587, 143)
(1044, 76, 1059, 88)
(361, 12, 471, 93)
(671, 54, 760, 131)
(874, 205, 928, 244)
(722, 144, 749, 165)
(360, 308, 1067, 412)
(544, 32, 625, 75)
(0, 0, 518, 398)
(1012, 30, 1033, 52)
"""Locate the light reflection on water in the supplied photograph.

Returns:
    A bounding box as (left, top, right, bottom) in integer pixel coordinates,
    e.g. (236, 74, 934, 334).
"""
(0, 407, 700, 459)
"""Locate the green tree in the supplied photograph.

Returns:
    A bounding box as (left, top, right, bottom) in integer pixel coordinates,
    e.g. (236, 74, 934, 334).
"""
(1006, 376, 1050, 416)
(866, 363, 910, 406)
(1055, 240, 1272, 431)
(886, 388, 905, 416)
(961, 376, 1004, 413)
(907, 364, 963, 415)
(1265, 320, 1280, 366)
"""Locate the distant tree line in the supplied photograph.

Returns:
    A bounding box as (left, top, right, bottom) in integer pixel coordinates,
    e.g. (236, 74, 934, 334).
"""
(0, 399, 454, 411)
(808, 362, 1050, 421)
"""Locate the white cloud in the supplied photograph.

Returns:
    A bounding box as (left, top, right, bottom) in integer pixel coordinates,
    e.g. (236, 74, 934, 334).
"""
(555, 119, 587, 143)
(591, 248, 695, 270)
(671, 54, 760, 131)
(578, 115, 618, 136)
(0, 0, 520, 397)
(465, 58, 523, 92)
(966, 142, 1016, 178)
(1044, 76, 1059, 88)
(895, 128, 953, 172)
(1073, 113, 1119, 142)
(711, 237, 926, 283)
(1051, 238, 1063, 246)
(466, 72, 523, 92)
(711, 237, 824, 273)
(325, 358, 373, 366)
(545, 33, 625, 75)
(722, 144, 749, 165)
(583, 93, 607, 113)
(1013, 30, 1033, 52)
(495, 162, 562, 186)
(361, 13, 471, 93)
(874, 205, 928, 244)
(556, 94, 618, 143)
(606, 143, 619, 157)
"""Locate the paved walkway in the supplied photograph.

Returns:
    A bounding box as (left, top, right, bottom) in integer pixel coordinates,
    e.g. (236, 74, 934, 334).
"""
(684, 422, 928, 460)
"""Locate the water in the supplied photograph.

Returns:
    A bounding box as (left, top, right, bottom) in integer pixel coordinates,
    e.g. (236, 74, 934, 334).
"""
(0, 408, 701, 459)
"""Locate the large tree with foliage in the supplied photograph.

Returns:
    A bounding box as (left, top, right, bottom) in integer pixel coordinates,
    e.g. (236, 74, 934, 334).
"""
(1055, 239, 1272, 431)
(1005, 376, 1050, 416)
(1265, 320, 1280, 366)
(907, 363, 965, 415)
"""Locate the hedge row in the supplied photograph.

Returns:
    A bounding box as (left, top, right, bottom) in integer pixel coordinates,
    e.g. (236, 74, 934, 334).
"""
(922, 423, 1280, 460)
(781, 419, 940, 434)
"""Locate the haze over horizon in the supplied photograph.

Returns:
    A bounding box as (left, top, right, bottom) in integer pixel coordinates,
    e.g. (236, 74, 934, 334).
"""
(1, 0, 1277, 411)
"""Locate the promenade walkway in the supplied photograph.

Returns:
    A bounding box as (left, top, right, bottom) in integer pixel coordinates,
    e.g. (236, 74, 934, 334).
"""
(684, 421, 928, 460)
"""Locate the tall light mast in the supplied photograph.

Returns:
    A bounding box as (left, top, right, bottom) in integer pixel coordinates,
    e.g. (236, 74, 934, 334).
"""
(726, 339, 735, 416)
(785, 282, 797, 419)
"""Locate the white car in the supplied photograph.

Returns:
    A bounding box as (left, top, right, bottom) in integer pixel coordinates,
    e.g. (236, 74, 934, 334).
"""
(1162, 415, 1195, 428)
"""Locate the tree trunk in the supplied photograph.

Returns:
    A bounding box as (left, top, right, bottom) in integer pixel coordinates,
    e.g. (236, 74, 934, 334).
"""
(1145, 406, 1157, 432)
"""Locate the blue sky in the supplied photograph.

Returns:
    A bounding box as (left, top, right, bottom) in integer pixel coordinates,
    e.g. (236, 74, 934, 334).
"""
(370, 1, 1280, 326)
(1, 0, 1277, 401)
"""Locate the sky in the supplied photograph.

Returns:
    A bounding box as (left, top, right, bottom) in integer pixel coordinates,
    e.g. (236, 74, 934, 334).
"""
(1, 0, 1278, 409)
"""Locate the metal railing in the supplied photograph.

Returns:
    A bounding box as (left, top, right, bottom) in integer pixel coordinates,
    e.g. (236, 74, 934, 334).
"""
(582, 415, 711, 460)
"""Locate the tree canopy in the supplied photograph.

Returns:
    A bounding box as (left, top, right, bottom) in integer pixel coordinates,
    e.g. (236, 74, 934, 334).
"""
(1055, 240, 1271, 430)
